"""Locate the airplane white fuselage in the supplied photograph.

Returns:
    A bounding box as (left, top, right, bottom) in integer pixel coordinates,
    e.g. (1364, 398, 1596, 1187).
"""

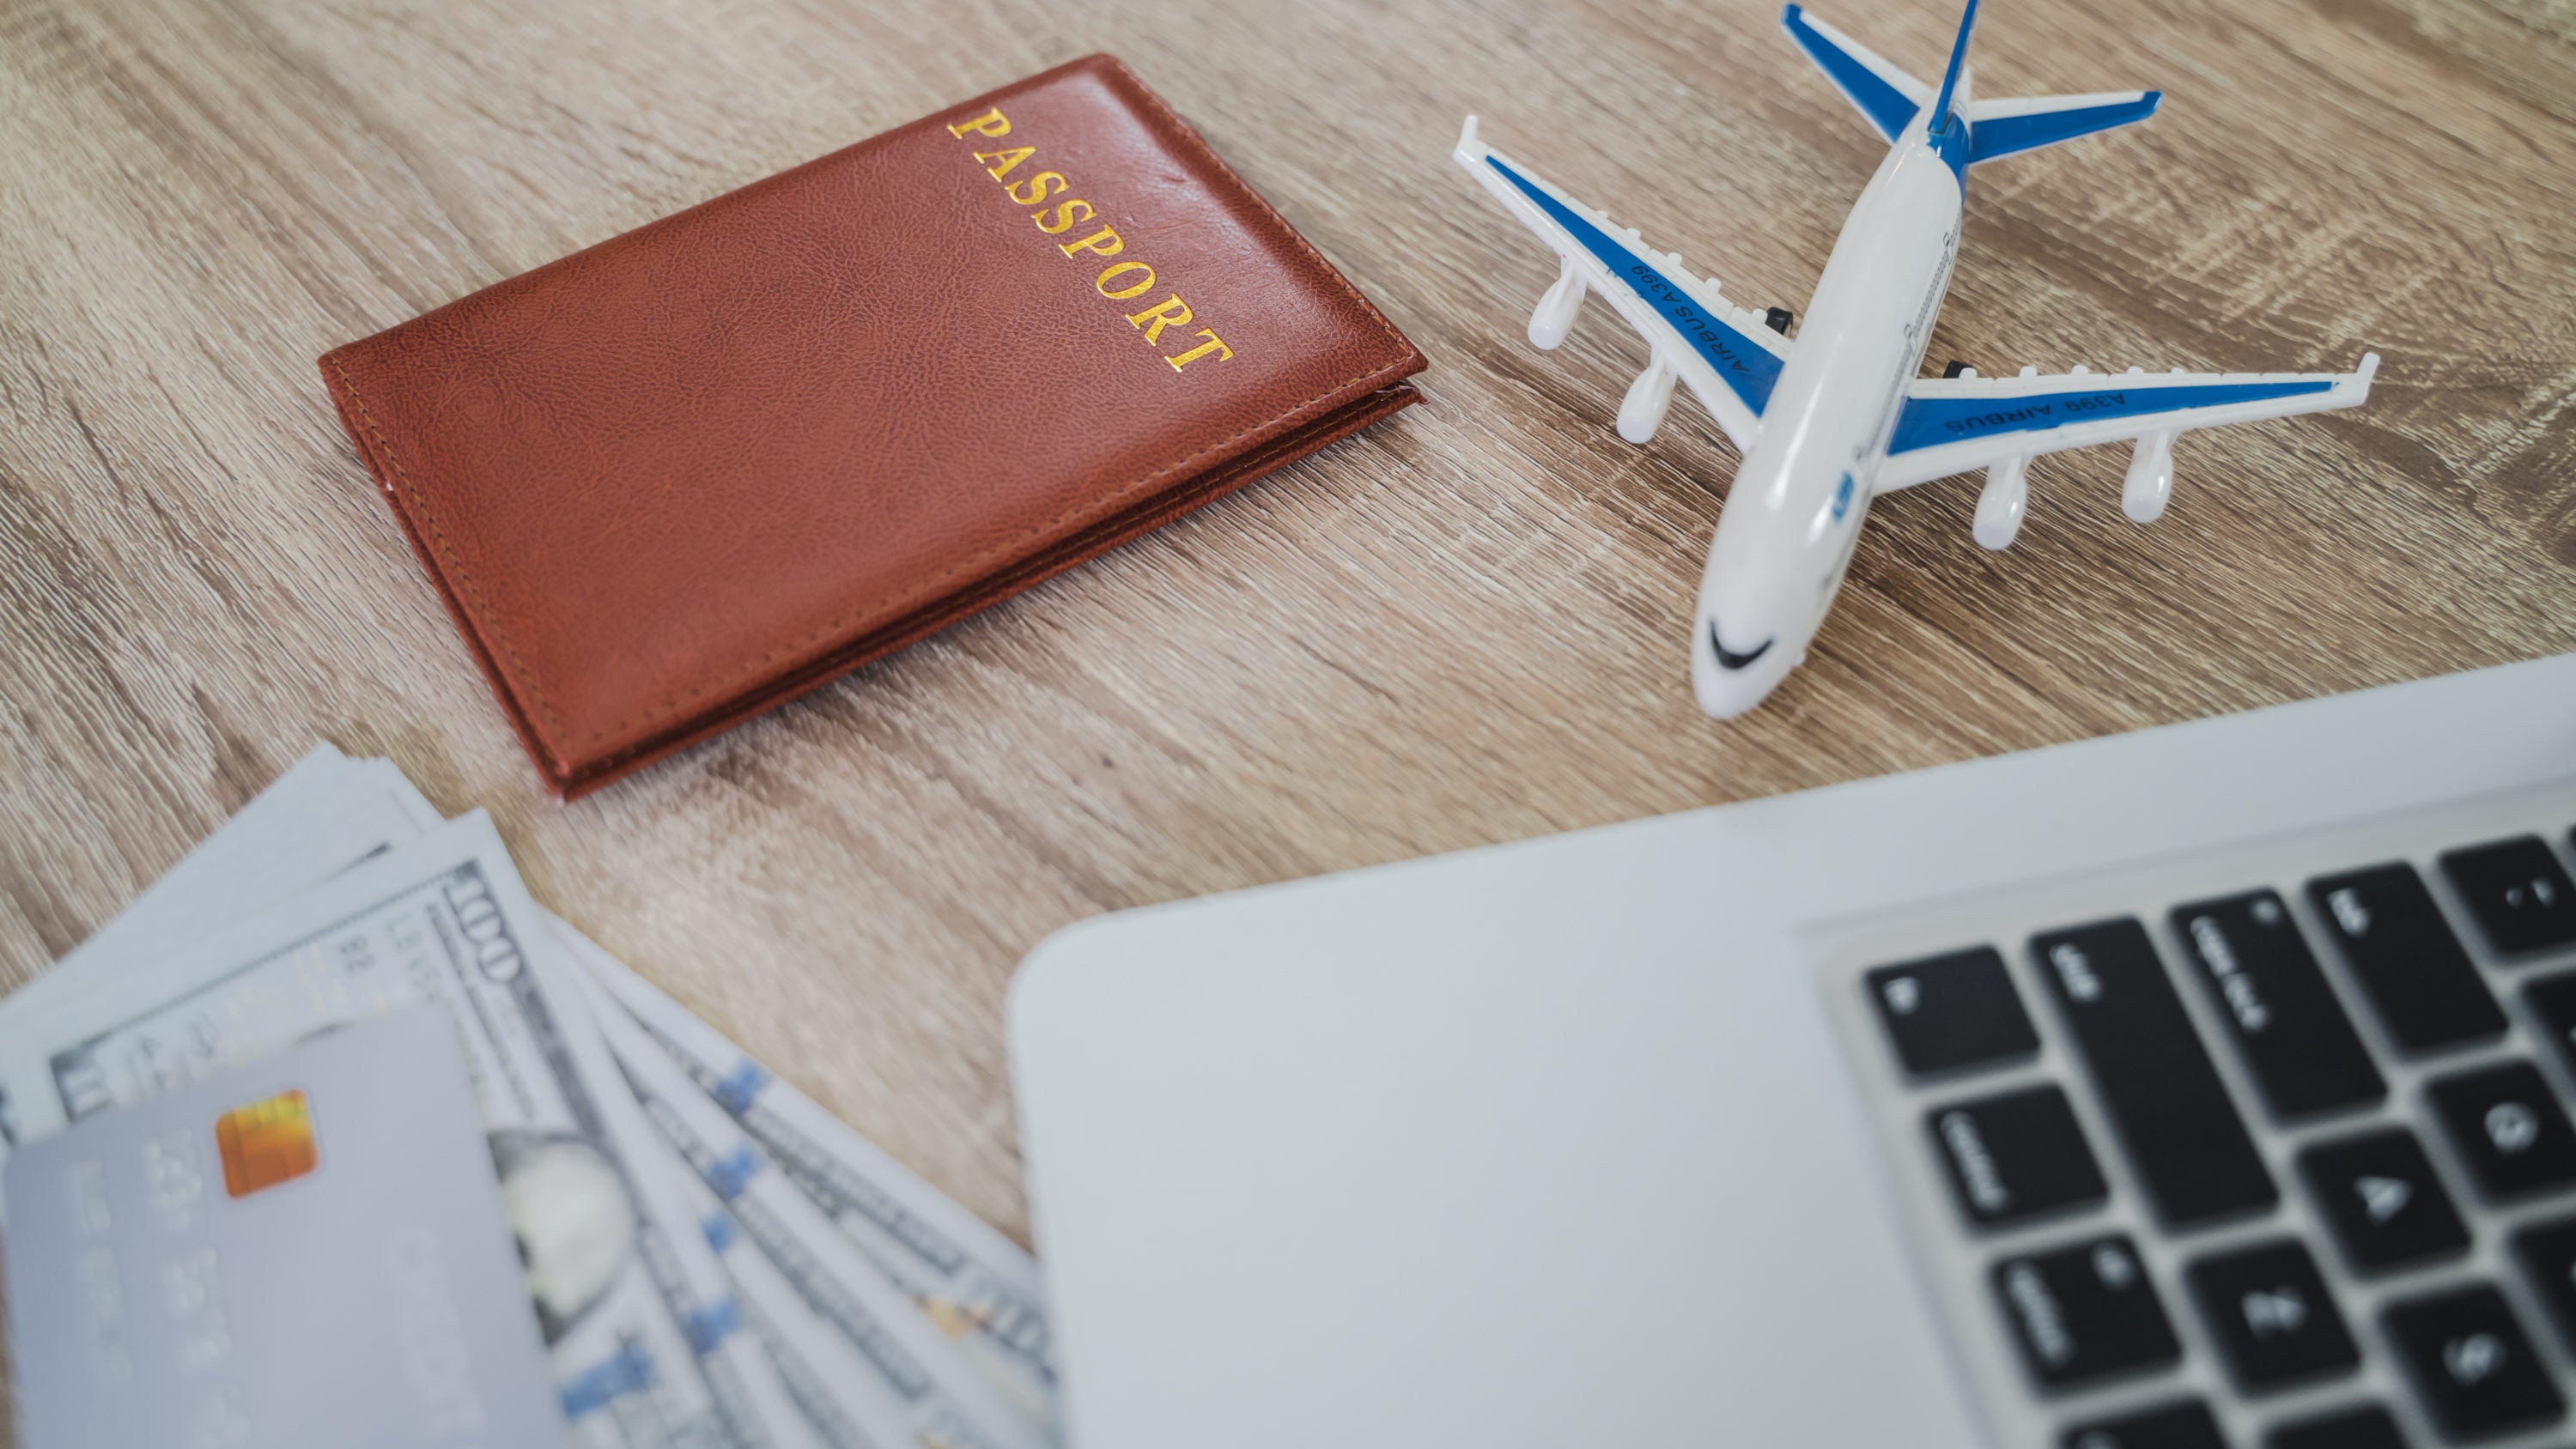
(1692, 105, 1966, 717)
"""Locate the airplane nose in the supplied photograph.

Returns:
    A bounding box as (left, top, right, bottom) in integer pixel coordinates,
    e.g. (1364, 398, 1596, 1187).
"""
(1692, 614, 1791, 718)
(1705, 619, 1774, 671)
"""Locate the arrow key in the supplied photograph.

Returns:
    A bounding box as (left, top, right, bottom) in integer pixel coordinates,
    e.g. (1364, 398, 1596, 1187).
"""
(2185, 1239, 2359, 1392)
(2299, 1128, 2472, 1273)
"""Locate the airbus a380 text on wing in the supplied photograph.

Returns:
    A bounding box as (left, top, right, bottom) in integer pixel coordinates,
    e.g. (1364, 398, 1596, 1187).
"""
(1457, 0, 2375, 717)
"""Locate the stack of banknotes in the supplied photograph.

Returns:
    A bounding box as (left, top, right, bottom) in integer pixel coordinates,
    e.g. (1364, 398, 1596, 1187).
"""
(0, 745, 1055, 1449)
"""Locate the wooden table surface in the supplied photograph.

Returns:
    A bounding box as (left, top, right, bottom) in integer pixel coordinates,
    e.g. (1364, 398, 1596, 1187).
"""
(4, 0, 2573, 1265)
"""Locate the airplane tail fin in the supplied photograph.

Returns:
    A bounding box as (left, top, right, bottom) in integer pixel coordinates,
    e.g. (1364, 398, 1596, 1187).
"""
(1928, 0, 1978, 125)
(1965, 89, 2162, 164)
(1783, 2, 2159, 164)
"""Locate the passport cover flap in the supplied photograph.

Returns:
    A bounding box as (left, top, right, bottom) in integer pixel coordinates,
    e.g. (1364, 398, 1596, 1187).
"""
(321, 56, 1424, 796)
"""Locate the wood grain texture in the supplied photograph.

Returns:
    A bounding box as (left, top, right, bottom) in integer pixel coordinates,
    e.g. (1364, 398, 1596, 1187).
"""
(3, 0, 2573, 1288)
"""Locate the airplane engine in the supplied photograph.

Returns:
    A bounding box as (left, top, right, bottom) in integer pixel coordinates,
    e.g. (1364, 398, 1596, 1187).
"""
(1973, 455, 2032, 550)
(1528, 258, 1585, 350)
(2123, 429, 2178, 523)
(1617, 357, 1677, 443)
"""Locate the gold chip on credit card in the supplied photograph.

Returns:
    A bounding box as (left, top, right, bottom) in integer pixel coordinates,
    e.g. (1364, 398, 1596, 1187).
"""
(215, 1088, 318, 1197)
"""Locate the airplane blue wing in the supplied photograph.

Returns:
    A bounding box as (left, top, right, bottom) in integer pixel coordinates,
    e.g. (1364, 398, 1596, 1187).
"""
(1876, 357, 2378, 490)
(1781, 5, 1929, 143)
(1455, 118, 1792, 452)
(1966, 91, 2162, 165)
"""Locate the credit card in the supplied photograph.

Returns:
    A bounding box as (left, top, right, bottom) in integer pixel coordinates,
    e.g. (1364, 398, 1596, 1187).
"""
(5, 1007, 568, 1449)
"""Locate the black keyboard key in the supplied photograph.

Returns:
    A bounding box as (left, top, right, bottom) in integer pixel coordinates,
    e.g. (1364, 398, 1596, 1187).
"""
(2511, 1216, 2576, 1355)
(2066, 1401, 2227, 1449)
(2032, 919, 2275, 1227)
(2172, 890, 2385, 1119)
(2524, 971, 2576, 1076)
(2263, 1405, 2405, 1449)
(1928, 1085, 2109, 1228)
(2298, 1128, 2470, 1272)
(2426, 1061, 2576, 1200)
(2184, 1239, 2360, 1392)
(2440, 836, 2576, 956)
(1993, 1234, 2180, 1389)
(2308, 864, 2506, 1053)
(1867, 947, 2040, 1076)
(2383, 1284, 2565, 1441)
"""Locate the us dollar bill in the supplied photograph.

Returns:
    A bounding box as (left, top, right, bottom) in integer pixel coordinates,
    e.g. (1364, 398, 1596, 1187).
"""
(660, 1134, 920, 1449)
(578, 978, 1051, 1449)
(597, 1058, 825, 1449)
(0, 815, 742, 1449)
(554, 922, 1055, 1426)
(0, 745, 422, 1169)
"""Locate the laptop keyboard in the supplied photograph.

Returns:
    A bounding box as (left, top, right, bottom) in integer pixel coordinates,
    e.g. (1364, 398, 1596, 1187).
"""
(1860, 829, 2576, 1447)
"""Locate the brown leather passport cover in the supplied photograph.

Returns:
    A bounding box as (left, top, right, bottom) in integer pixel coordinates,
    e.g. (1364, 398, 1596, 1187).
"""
(322, 56, 1424, 797)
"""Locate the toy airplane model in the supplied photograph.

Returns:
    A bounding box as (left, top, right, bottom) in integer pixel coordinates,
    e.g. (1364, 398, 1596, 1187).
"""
(1456, 0, 2376, 717)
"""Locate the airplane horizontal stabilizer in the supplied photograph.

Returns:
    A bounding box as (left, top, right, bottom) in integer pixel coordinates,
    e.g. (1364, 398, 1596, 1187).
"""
(1965, 90, 2161, 164)
(1781, 5, 1929, 143)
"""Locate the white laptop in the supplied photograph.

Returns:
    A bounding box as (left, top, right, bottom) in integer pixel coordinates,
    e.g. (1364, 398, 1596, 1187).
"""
(1010, 654, 2576, 1449)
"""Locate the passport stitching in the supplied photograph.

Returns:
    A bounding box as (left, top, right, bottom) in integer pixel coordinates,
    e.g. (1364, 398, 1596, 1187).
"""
(337, 353, 1412, 776)
(326, 356, 568, 749)
(558, 64, 1426, 757)
(570, 359, 1419, 764)
(334, 352, 1412, 773)
(331, 58, 1423, 775)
